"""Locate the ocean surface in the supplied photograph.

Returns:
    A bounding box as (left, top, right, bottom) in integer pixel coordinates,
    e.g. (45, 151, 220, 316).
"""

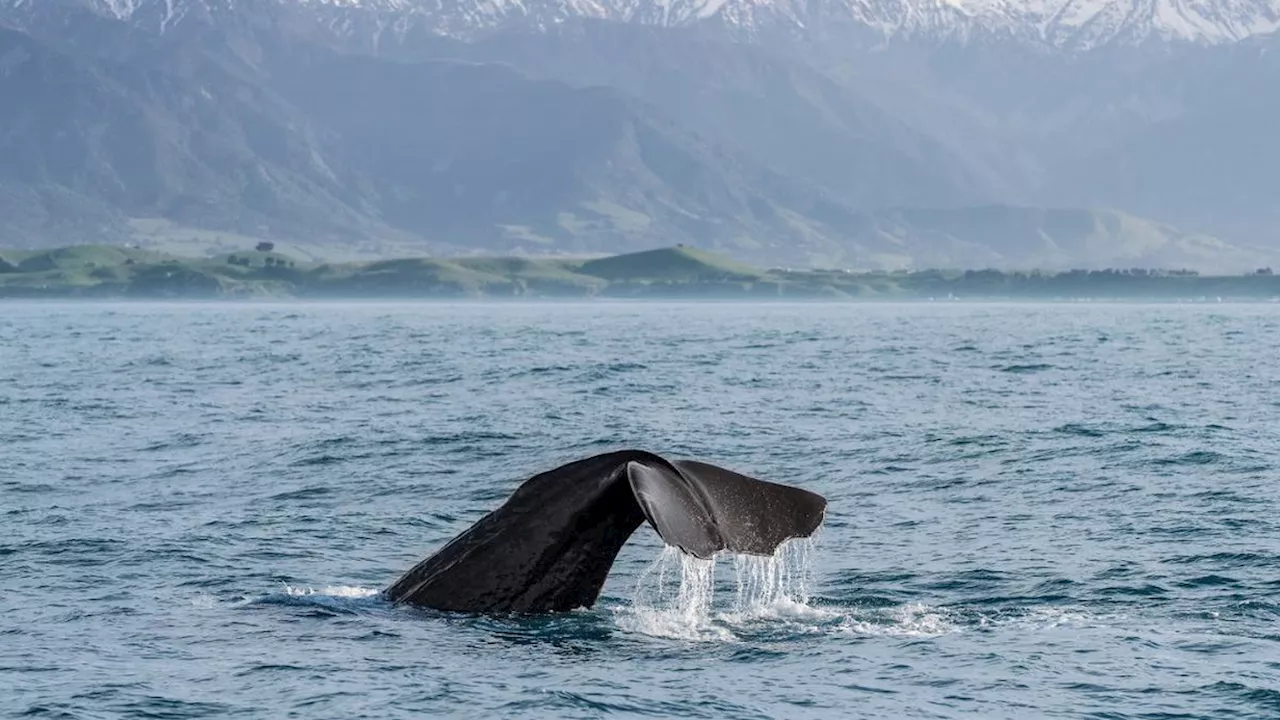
(3, 301, 1279, 719)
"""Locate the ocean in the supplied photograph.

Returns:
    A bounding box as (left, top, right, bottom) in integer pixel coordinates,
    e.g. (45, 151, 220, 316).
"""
(3, 301, 1278, 718)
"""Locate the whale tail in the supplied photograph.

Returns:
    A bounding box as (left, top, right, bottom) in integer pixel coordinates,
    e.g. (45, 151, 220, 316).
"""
(384, 451, 826, 614)
(627, 459, 826, 560)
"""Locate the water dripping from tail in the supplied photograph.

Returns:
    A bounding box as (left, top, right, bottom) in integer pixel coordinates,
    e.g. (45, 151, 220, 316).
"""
(617, 536, 823, 641)
(726, 536, 829, 622)
(620, 546, 727, 641)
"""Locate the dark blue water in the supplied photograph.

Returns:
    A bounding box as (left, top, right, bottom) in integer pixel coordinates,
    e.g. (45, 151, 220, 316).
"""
(3, 302, 1279, 719)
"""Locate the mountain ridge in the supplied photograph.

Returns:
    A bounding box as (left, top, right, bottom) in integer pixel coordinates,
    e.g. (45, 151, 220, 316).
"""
(4, 0, 1278, 48)
(1, 0, 1276, 271)
(1, 23, 1015, 268)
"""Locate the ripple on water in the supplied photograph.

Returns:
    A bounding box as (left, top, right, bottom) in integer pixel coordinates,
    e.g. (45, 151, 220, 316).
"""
(2, 302, 1279, 719)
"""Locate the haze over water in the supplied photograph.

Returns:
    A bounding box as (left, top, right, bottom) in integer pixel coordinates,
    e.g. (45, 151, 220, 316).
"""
(3, 302, 1279, 719)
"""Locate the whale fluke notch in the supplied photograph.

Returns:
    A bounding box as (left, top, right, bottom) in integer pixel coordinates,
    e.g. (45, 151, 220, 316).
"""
(384, 450, 827, 614)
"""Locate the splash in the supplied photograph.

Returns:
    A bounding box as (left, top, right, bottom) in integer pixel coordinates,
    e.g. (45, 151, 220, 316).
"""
(619, 537, 822, 641)
(622, 546, 730, 641)
(728, 536, 820, 618)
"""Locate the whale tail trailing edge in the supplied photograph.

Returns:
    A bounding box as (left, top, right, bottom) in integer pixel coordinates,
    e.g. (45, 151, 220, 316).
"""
(627, 459, 826, 560)
(385, 450, 827, 614)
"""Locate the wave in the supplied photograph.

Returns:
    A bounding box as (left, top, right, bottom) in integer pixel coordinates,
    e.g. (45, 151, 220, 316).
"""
(236, 584, 387, 616)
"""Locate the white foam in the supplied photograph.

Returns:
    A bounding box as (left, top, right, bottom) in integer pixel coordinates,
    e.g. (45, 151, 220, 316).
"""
(836, 602, 958, 638)
(281, 584, 381, 599)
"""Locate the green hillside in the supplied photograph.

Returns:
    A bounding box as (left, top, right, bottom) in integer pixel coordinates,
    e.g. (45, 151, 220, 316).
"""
(577, 246, 763, 281)
(3, 244, 1278, 300)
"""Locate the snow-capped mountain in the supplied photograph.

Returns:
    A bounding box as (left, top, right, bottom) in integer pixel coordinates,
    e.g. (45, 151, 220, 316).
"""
(3, 0, 1278, 48)
(2, 0, 1277, 269)
(846, 0, 1280, 48)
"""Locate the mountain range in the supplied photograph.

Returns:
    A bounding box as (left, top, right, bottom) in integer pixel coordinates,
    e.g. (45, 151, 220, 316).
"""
(0, 0, 1276, 270)
(9, 0, 1280, 46)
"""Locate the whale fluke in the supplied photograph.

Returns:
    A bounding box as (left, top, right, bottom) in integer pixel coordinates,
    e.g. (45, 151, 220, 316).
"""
(384, 450, 826, 614)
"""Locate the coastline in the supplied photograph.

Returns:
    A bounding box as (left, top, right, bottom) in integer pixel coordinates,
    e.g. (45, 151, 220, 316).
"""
(3, 244, 1278, 302)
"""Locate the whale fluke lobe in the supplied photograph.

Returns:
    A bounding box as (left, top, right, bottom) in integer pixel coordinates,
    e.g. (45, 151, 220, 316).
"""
(627, 459, 827, 559)
(385, 450, 827, 614)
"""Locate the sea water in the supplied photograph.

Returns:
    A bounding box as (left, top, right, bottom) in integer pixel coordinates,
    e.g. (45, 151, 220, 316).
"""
(2, 301, 1278, 718)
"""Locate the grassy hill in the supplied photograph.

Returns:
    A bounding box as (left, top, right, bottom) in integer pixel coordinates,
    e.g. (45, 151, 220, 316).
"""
(576, 246, 763, 282)
(2, 244, 1278, 300)
(0, 244, 780, 298)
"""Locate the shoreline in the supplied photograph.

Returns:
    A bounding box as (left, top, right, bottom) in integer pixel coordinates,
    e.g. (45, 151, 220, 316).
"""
(3, 244, 1278, 302)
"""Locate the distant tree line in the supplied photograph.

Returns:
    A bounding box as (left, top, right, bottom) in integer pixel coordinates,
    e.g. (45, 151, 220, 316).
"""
(779, 267, 1276, 279)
